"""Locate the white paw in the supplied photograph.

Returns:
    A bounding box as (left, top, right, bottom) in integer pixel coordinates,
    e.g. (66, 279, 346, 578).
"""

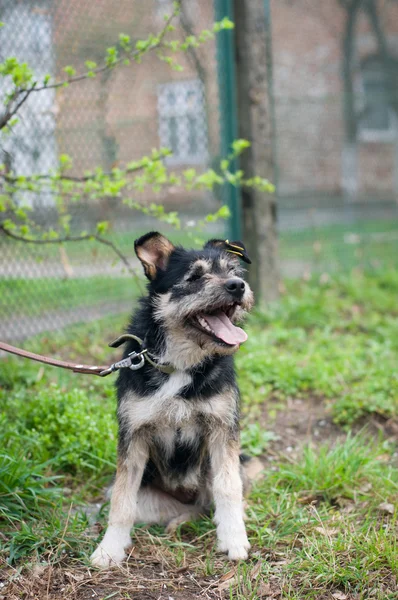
(90, 542, 127, 568)
(225, 542, 250, 561)
(217, 528, 251, 561)
(90, 543, 127, 568)
(90, 526, 132, 569)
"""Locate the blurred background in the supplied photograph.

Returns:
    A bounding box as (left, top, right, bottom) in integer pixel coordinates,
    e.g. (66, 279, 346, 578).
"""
(1, 0, 398, 341)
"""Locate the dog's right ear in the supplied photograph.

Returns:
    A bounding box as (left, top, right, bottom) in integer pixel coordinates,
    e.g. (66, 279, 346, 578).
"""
(204, 238, 252, 264)
(134, 231, 175, 280)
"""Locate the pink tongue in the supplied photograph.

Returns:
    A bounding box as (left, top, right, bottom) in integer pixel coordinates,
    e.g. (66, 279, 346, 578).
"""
(203, 311, 248, 346)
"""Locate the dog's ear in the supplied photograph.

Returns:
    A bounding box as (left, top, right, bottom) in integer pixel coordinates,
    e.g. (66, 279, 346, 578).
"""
(134, 232, 175, 279)
(204, 239, 251, 264)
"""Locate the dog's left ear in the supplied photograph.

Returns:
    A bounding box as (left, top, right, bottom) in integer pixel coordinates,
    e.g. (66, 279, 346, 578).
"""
(204, 238, 251, 264)
(134, 231, 175, 279)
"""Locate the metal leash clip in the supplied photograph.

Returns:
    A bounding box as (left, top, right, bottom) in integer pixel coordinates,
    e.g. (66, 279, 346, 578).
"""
(99, 349, 146, 377)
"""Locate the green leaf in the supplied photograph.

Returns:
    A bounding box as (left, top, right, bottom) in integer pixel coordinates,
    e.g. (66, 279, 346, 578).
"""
(96, 221, 109, 235)
(59, 154, 72, 171)
(0, 195, 8, 211)
(105, 46, 118, 66)
(183, 169, 196, 183)
(217, 205, 231, 219)
(19, 224, 30, 236)
(63, 65, 76, 77)
(118, 34, 131, 51)
(2, 219, 16, 231)
(220, 159, 229, 171)
(15, 208, 27, 220)
(213, 17, 234, 32)
(84, 60, 97, 70)
(231, 139, 251, 155)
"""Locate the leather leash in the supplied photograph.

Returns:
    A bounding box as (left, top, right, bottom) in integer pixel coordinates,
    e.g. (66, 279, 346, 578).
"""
(0, 335, 175, 378)
(0, 341, 107, 376)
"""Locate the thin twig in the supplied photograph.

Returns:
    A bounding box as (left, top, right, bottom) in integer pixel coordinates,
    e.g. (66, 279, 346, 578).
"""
(0, 222, 143, 288)
(0, 154, 163, 185)
(0, 11, 176, 131)
(0, 84, 36, 130)
(16, 13, 174, 94)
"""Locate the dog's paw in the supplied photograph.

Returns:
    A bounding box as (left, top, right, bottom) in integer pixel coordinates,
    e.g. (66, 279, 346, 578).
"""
(225, 541, 250, 561)
(90, 542, 127, 569)
(217, 528, 251, 561)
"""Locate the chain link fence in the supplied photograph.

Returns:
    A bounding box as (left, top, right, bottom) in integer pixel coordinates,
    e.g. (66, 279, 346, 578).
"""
(1, 0, 398, 343)
(0, 0, 222, 341)
(272, 0, 398, 278)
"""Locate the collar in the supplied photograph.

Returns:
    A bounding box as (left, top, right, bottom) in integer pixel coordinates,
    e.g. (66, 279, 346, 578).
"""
(107, 334, 176, 375)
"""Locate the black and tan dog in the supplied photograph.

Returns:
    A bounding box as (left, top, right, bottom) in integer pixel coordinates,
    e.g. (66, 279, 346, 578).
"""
(91, 231, 254, 568)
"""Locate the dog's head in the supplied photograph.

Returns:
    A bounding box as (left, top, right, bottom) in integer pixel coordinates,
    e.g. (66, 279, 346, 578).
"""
(135, 232, 254, 364)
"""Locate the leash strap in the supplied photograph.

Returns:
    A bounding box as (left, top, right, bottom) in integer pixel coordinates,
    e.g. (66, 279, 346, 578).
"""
(0, 337, 175, 377)
(0, 341, 107, 376)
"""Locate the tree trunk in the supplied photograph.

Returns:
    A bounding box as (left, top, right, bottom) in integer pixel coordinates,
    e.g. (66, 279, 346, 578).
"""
(233, 0, 279, 305)
(341, 0, 363, 197)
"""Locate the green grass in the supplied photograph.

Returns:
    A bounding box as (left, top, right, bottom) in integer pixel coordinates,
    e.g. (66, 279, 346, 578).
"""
(1, 272, 398, 597)
(2, 218, 398, 323)
(237, 270, 398, 425)
(0, 276, 140, 318)
(274, 434, 397, 501)
(0, 228, 209, 320)
(279, 218, 398, 272)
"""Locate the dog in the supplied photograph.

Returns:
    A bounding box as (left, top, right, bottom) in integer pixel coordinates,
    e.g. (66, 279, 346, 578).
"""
(91, 231, 254, 568)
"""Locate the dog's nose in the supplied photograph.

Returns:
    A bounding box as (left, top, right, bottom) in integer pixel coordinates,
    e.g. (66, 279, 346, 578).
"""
(225, 277, 245, 299)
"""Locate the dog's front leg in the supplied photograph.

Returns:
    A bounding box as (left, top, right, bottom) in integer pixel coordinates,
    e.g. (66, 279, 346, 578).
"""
(209, 433, 250, 561)
(91, 436, 148, 568)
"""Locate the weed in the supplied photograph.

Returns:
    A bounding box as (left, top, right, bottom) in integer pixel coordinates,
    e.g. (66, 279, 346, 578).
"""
(1, 271, 398, 598)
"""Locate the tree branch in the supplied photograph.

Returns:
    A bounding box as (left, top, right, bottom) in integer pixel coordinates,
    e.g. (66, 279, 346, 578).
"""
(0, 84, 36, 130)
(0, 222, 142, 285)
(342, 0, 365, 143)
(1, 153, 164, 185)
(0, 11, 177, 132)
(179, 0, 207, 84)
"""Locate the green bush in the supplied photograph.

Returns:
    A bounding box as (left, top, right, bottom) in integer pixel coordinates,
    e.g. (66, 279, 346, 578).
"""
(0, 382, 117, 477)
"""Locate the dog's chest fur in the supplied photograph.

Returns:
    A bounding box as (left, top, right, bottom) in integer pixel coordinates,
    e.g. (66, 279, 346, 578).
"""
(117, 357, 239, 493)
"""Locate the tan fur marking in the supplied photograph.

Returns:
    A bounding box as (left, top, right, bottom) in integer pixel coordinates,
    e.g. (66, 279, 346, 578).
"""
(91, 436, 149, 568)
(136, 234, 175, 279)
(199, 390, 237, 427)
(209, 434, 250, 560)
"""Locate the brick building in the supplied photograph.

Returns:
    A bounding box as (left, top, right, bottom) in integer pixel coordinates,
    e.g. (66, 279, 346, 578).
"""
(1, 0, 398, 205)
(272, 0, 398, 198)
(53, 0, 220, 209)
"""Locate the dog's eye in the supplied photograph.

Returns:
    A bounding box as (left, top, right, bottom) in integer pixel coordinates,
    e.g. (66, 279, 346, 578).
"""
(187, 269, 204, 283)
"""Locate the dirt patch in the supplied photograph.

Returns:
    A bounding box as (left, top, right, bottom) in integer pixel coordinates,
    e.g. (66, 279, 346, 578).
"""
(258, 394, 398, 464)
(0, 552, 282, 600)
(257, 395, 343, 462)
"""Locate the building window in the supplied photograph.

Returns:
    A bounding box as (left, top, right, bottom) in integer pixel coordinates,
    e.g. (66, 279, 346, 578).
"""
(358, 56, 397, 142)
(157, 79, 208, 165)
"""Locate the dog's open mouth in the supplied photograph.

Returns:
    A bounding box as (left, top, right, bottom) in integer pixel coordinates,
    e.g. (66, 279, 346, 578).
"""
(190, 304, 248, 347)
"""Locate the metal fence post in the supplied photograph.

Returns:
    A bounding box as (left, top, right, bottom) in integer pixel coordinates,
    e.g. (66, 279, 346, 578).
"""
(214, 0, 241, 241)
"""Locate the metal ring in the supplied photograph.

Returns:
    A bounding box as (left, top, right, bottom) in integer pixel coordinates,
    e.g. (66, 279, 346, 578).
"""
(129, 354, 145, 371)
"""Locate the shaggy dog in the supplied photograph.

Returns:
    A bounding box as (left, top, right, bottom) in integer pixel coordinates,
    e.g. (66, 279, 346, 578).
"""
(91, 232, 254, 568)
